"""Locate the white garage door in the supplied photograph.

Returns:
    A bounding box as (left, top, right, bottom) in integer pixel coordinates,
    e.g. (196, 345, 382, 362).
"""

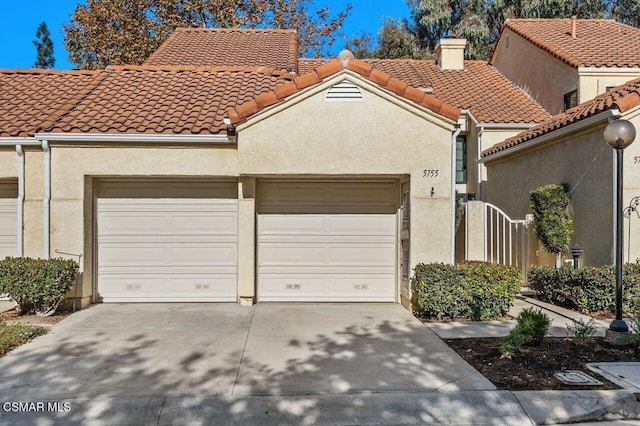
(258, 181, 398, 302)
(97, 181, 237, 302)
(0, 181, 17, 259)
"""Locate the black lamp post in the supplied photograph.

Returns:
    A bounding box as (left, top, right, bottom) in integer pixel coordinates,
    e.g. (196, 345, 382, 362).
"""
(570, 244, 583, 269)
(604, 119, 636, 334)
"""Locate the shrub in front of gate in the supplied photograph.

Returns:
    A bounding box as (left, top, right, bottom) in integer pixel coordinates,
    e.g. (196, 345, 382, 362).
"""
(411, 262, 521, 320)
(0, 257, 78, 316)
(528, 264, 640, 315)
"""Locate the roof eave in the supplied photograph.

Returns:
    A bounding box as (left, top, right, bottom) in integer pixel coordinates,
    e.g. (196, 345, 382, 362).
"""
(481, 109, 620, 163)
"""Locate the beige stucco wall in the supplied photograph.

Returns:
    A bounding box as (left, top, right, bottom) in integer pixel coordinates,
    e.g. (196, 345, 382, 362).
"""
(238, 73, 456, 306)
(484, 124, 615, 267)
(623, 110, 640, 263)
(492, 29, 579, 115)
(579, 70, 640, 104)
(0, 148, 17, 179)
(23, 149, 43, 259)
(33, 144, 238, 304)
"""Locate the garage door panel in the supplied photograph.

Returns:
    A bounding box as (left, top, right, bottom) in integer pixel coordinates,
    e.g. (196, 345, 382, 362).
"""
(259, 274, 395, 301)
(99, 245, 166, 266)
(259, 215, 395, 237)
(260, 243, 395, 267)
(169, 244, 237, 264)
(258, 215, 327, 236)
(329, 215, 396, 235)
(329, 245, 396, 265)
(170, 213, 237, 235)
(99, 274, 236, 302)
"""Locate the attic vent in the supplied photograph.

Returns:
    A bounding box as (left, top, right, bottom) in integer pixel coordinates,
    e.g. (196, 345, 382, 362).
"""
(325, 81, 363, 102)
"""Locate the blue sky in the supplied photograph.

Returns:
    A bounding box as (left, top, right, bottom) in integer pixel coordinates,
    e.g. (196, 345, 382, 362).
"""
(0, 1, 410, 70)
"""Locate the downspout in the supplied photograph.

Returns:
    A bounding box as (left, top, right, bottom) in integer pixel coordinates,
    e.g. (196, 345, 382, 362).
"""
(477, 126, 484, 199)
(16, 145, 24, 257)
(451, 120, 463, 264)
(42, 140, 50, 259)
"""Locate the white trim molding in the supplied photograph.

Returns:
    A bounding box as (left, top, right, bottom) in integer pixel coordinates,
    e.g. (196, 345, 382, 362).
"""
(34, 133, 236, 144)
(0, 137, 41, 146)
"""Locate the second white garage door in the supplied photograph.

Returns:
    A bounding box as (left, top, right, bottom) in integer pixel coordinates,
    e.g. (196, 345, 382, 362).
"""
(97, 181, 237, 302)
(258, 181, 398, 302)
(0, 181, 17, 259)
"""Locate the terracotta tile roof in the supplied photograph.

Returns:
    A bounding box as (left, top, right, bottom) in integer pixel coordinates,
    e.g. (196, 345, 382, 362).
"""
(494, 18, 640, 68)
(44, 65, 294, 135)
(227, 57, 462, 125)
(298, 58, 550, 124)
(482, 78, 640, 158)
(0, 69, 101, 137)
(144, 28, 299, 72)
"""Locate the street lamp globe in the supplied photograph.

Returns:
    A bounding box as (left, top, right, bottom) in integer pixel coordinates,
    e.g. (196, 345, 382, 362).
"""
(604, 119, 636, 149)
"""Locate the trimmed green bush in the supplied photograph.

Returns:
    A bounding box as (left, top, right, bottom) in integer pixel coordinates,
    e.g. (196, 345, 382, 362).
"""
(412, 261, 521, 320)
(530, 184, 574, 256)
(0, 257, 78, 316)
(528, 264, 640, 315)
(501, 308, 550, 357)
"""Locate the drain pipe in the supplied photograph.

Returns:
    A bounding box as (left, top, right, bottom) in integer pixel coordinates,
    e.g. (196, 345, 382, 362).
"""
(16, 145, 24, 257)
(477, 126, 484, 199)
(451, 120, 463, 264)
(42, 140, 50, 259)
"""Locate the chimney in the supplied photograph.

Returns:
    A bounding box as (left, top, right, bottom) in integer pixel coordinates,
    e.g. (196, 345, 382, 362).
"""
(571, 15, 577, 39)
(435, 38, 467, 70)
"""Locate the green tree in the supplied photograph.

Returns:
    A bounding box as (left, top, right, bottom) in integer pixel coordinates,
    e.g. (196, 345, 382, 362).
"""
(376, 18, 428, 59)
(64, 0, 351, 69)
(344, 32, 376, 58)
(611, 0, 640, 27)
(410, 0, 490, 59)
(34, 21, 55, 68)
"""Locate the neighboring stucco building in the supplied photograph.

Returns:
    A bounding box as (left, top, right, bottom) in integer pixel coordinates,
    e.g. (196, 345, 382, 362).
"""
(491, 18, 640, 115)
(482, 79, 640, 267)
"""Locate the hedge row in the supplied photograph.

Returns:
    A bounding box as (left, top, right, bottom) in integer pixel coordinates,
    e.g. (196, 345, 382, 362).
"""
(528, 264, 640, 314)
(0, 257, 78, 316)
(411, 261, 521, 320)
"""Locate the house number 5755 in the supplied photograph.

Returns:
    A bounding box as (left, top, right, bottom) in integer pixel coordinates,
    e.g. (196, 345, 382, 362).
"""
(423, 169, 439, 178)
(634, 156, 640, 164)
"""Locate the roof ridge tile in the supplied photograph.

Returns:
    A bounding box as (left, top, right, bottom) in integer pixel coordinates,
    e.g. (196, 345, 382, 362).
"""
(227, 57, 461, 125)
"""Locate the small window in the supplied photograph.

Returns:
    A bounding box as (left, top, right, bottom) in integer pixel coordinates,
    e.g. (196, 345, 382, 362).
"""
(456, 135, 467, 184)
(563, 90, 578, 111)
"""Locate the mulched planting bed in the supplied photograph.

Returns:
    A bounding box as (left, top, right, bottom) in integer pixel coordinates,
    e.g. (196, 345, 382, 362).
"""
(448, 337, 640, 390)
(0, 307, 71, 327)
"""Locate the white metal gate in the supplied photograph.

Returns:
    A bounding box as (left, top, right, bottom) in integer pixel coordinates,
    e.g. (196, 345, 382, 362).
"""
(462, 201, 530, 283)
(484, 202, 529, 281)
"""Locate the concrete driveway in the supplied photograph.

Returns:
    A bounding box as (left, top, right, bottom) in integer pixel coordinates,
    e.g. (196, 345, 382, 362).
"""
(0, 303, 502, 425)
